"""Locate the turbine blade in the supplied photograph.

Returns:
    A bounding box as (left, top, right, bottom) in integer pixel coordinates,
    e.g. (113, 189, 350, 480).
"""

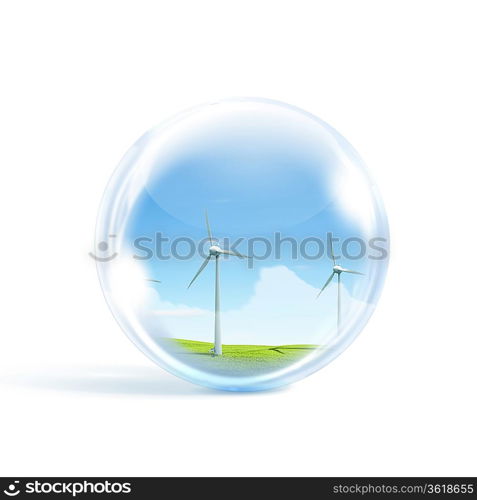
(220, 249, 251, 259)
(329, 234, 336, 266)
(145, 279, 161, 284)
(187, 256, 211, 288)
(341, 268, 365, 275)
(205, 210, 213, 245)
(316, 272, 335, 299)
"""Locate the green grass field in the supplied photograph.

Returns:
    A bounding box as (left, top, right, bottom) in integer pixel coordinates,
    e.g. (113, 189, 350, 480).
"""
(165, 338, 320, 374)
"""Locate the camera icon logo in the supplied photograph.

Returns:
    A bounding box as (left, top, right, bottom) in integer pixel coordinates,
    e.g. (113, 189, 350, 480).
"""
(3, 481, 20, 497)
(89, 234, 118, 262)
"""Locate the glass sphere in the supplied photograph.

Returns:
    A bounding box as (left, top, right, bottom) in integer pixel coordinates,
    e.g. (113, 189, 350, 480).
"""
(95, 98, 389, 391)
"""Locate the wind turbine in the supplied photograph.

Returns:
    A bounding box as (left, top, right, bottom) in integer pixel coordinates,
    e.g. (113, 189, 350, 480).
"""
(187, 211, 250, 356)
(316, 235, 364, 336)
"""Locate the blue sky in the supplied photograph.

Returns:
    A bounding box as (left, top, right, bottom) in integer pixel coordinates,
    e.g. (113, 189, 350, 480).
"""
(114, 100, 388, 344)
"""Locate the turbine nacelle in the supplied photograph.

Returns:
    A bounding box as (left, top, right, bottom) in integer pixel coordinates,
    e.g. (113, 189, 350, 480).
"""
(333, 265, 364, 275)
(209, 245, 222, 256)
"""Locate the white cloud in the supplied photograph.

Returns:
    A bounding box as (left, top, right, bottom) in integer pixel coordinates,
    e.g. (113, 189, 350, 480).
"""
(136, 265, 369, 346)
(153, 309, 206, 317)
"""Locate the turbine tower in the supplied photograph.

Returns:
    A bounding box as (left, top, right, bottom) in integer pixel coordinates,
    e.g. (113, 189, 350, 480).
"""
(316, 235, 364, 336)
(187, 211, 250, 356)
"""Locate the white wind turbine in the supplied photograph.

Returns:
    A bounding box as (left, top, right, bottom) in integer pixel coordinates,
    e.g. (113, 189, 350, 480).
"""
(316, 235, 364, 336)
(187, 211, 250, 356)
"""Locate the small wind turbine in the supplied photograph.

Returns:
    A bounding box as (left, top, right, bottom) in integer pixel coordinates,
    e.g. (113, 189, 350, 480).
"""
(187, 211, 250, 356)
(316, 235, 364, 336)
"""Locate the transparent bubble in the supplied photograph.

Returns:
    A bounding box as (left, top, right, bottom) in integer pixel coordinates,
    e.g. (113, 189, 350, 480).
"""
(95, 98, 389, 391)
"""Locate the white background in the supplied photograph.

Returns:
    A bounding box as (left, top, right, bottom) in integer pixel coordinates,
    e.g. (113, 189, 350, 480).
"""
(0, 0, 476, 477)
